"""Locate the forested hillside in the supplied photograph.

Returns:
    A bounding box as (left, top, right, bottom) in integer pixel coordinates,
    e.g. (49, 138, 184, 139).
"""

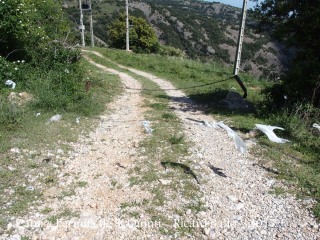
(63, 0, 290, 79)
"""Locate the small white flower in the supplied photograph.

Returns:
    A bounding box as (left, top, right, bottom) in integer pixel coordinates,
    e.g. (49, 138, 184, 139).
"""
(14, 67, 18, 70)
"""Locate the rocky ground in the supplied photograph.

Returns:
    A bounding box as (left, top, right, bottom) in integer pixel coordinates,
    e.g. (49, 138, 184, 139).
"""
(2, 51, 319, 240)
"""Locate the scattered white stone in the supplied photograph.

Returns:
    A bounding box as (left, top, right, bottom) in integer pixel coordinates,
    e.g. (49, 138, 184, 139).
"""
(186, 209, 192, 215)
(266, 179, 276, 187)
(159, 179, 172, 185)
(8, 166, 16, 171)
(46, 114, 62, 124)
(10, 148, 20, 154)
(235, 203, 245, 210)
(227, 195, 238, 202)
(7, 222, 13, 230)
(8, 234, 21, 240)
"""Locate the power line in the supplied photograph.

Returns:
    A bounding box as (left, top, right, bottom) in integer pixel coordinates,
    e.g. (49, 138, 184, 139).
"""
(104, 76, 234, 92)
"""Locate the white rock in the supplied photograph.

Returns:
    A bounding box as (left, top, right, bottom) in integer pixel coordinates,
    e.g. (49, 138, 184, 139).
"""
(8, 234, 21, 240)
(235, 203, 245, 210)
(8, 166, 16, 171)
(7, 222, 13, 230)
(227, 195, 238, 202)
(159, 179, 172, 185)
(10, 148, 20, 154)
(266, 179, 276, 187)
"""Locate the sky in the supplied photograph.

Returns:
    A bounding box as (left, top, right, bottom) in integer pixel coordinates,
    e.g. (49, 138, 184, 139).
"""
(210, 0, 261, 9)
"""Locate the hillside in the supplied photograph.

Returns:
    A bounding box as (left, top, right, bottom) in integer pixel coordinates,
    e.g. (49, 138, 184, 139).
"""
(63, 0, 291, 79)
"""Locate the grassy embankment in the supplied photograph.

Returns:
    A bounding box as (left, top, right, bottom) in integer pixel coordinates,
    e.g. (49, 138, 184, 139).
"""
(92, 47, 320, 220)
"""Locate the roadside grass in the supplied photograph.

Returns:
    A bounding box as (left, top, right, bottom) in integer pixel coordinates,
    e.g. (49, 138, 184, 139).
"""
(83, 51, 206, 237)
(91, 47, 320, 220)
(0, 57, 122, 232)
(132, 79, 205, 237)
(46, 208, 80, 224)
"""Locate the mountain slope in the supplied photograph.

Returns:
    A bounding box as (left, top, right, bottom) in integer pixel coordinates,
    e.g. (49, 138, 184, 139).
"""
(64, 0, 292, 79)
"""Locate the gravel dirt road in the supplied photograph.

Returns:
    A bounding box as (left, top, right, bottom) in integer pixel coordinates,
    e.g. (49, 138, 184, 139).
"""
(6, 52, 319, 240)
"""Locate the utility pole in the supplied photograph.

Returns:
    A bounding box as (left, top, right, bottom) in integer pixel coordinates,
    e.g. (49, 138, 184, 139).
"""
(234, 0, 248, 76)
(125, 0, 129, 51)
(233, 0, 248, 98)
(79, 0, 85, 47)
(89, 0, 94, 47)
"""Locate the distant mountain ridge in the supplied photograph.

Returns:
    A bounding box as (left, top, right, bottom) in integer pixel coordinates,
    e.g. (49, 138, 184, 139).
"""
(64, 0, 291, 79)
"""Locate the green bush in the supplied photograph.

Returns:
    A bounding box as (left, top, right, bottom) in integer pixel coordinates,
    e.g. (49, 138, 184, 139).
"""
(0, 97, 24, 127)
(158, 45, 186, 58)
(269, 103, 316, 138)
(25, 63, 85, 111)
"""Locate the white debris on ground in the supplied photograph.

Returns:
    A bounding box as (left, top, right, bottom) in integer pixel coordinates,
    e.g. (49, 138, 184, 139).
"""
(217, 121, 247, 154)
(203, 121, 218, 128)
(46, 114, 62, 124)
(142, 120, 153, 134)
(5, 80, 16, 89)
(255, 124, 290, 143)
(313, 123, 320, 132)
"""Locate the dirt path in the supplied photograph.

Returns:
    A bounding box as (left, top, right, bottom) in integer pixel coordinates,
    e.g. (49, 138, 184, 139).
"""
(85, 51, 319, 239)
(6, 52, 319, 240)
(8, 57, 160, 240)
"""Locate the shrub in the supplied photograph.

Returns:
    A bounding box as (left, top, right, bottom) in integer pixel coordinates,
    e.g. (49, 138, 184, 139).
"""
(0, 97, 24, 127)
(158, 45, 186, 58)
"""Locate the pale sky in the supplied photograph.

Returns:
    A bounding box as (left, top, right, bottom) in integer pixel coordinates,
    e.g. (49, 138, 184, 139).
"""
(211, 0, 260, 9)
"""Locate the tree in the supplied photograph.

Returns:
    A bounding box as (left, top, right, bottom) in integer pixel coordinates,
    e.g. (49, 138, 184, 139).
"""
(254, 0, 320, 107)
(0, 0, 77, 63)
(108, 14, 159, 53)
